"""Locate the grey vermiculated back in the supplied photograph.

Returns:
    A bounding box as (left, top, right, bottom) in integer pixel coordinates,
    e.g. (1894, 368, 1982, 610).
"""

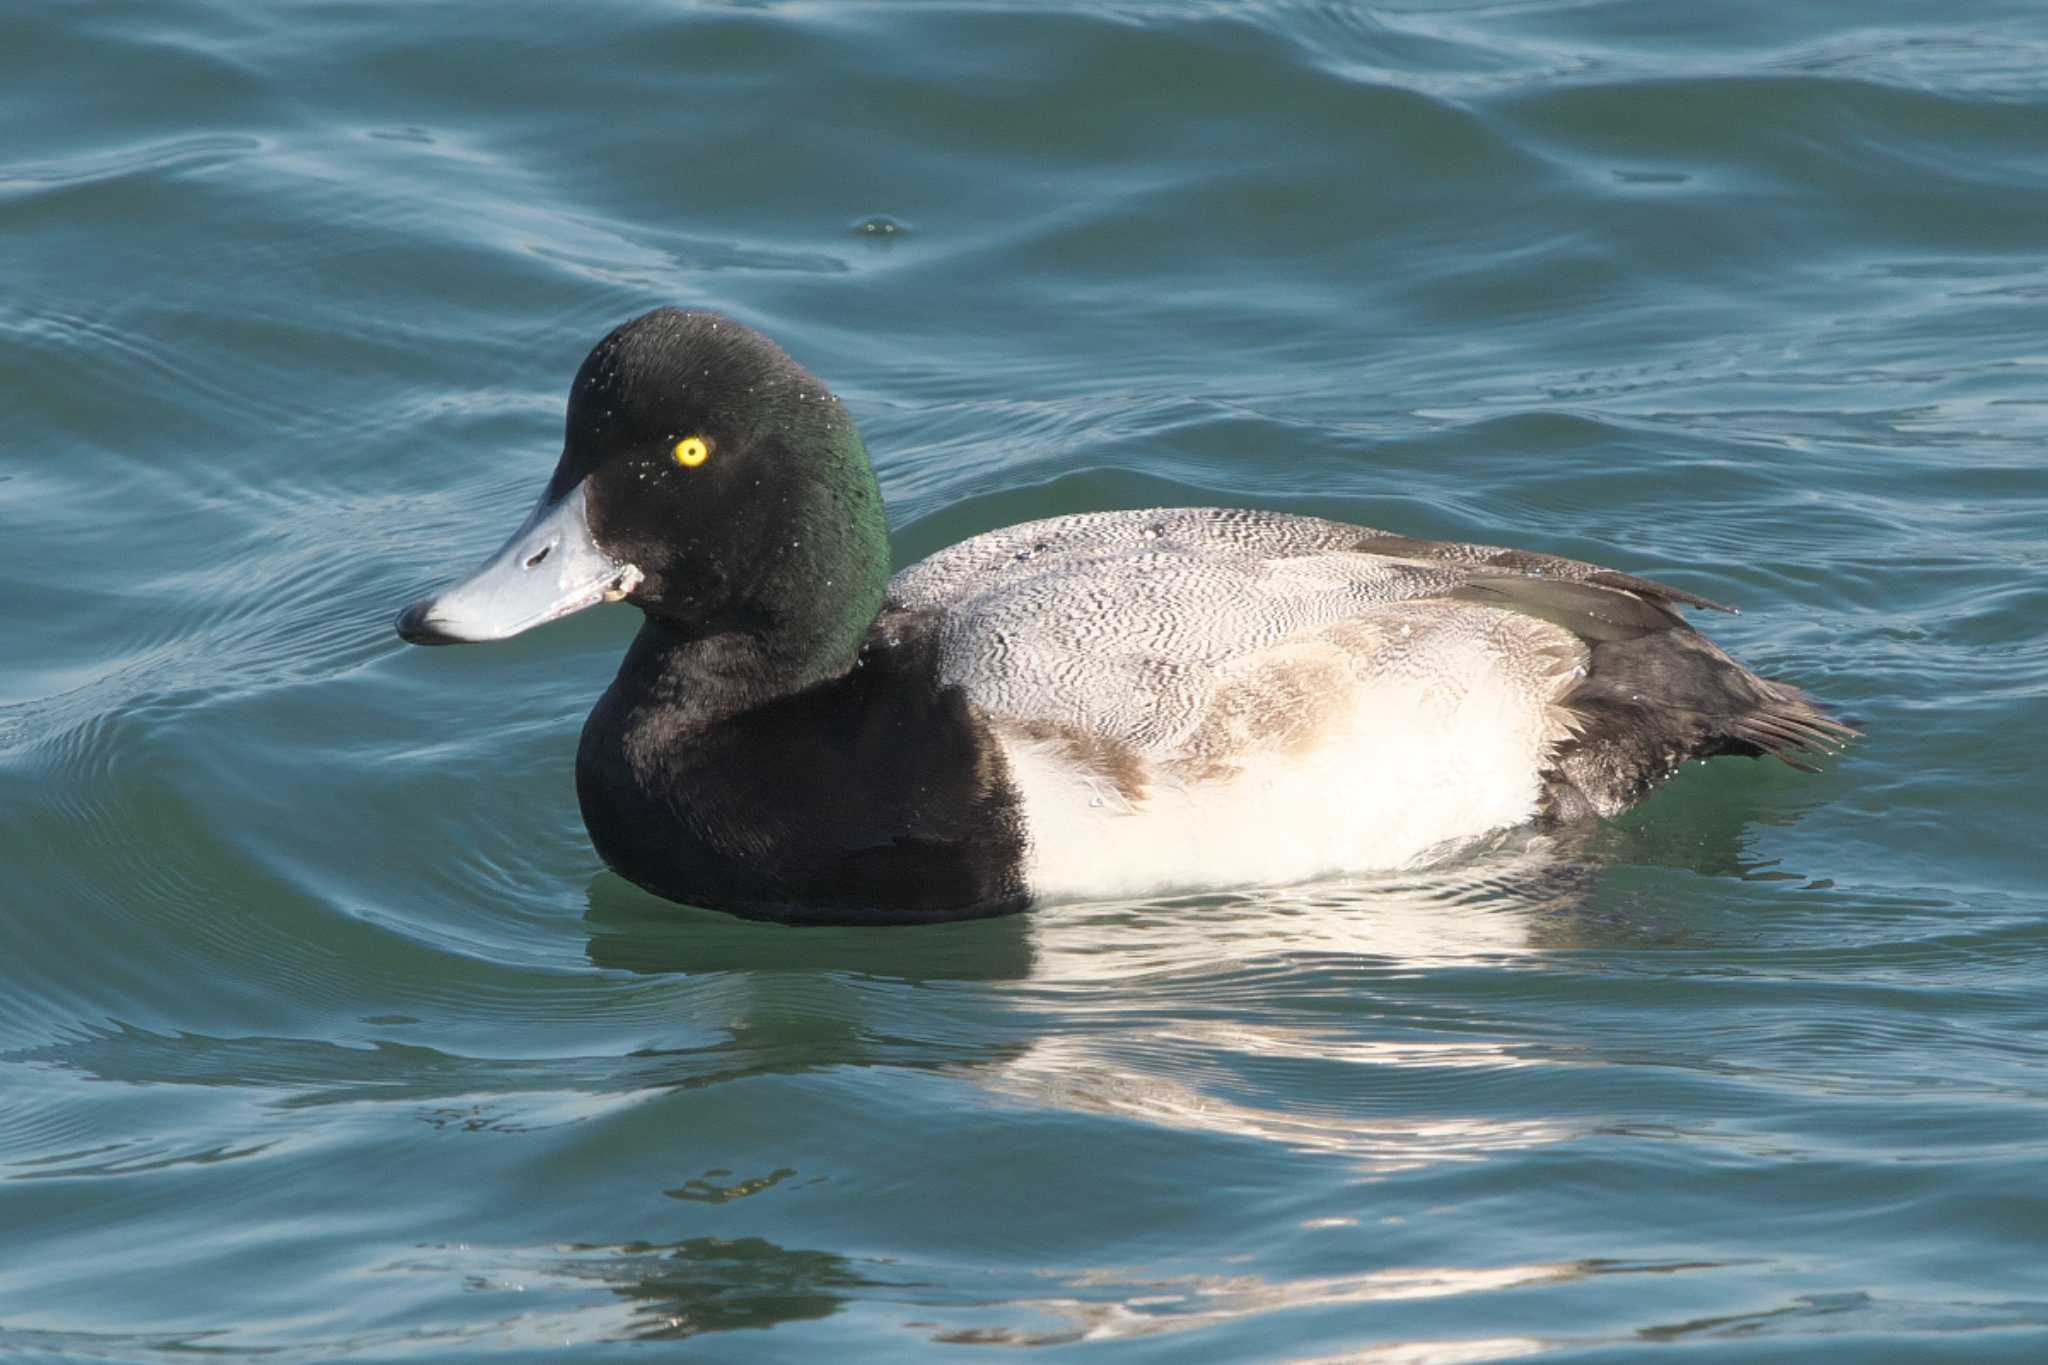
(887, 507, 1670, 760)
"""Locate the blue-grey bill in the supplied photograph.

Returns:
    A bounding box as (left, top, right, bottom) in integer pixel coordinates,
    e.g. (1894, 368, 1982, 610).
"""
(395, 482, 641, 645)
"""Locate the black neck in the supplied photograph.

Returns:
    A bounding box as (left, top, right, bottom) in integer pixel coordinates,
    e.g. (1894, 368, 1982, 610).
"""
(614, 614, 868, 733)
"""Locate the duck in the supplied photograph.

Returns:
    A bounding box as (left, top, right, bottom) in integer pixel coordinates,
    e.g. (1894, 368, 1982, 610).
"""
(395, 307, 1854, 925)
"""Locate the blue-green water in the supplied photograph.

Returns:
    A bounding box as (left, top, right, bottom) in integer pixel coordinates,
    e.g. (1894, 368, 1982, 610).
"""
(4, 1, 2046, 1359)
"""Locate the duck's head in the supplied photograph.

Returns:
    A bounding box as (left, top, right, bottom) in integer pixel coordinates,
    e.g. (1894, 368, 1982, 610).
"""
(396, 308, 889, 668)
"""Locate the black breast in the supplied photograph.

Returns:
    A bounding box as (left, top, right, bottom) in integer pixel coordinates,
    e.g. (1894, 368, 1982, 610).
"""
(576, 612, 1029, 925)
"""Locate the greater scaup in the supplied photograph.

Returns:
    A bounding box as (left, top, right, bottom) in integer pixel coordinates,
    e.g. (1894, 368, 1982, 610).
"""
(395, 308, 1853, 924)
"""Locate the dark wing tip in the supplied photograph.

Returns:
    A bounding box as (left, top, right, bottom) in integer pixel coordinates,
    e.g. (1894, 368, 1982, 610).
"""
(1584, 569, 1739, 615)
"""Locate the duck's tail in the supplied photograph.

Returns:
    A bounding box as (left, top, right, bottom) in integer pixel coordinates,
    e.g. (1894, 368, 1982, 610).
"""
(1546, 627, 1859, 819)
(1717, 677, 1861, 773)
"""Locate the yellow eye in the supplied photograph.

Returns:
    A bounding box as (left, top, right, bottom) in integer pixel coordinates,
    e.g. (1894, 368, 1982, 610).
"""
(672, 435, 711, 468)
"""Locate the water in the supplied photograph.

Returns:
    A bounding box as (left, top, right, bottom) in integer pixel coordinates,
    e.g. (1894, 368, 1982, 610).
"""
(4, 1, 2045, 1359)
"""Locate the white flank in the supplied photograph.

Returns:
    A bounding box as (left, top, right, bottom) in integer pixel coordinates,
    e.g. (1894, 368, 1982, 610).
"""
(1000, 633, 1577, 903)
